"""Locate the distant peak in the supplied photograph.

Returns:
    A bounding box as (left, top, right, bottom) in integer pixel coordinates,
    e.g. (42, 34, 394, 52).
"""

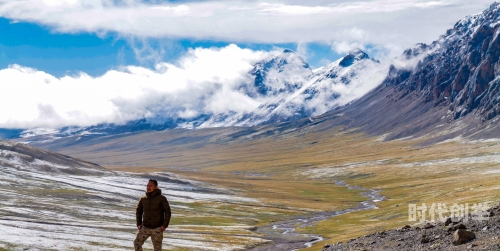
(349, 48, 364, 54)
(339, 49, 371, 67)
(402, 43, 430, 59)
(268, 48, 310, 69)
(486, 1, 500, 17)
(490, 1, 500, 8)
(454, 1, 500, 33)
(347, 49, 370, 60)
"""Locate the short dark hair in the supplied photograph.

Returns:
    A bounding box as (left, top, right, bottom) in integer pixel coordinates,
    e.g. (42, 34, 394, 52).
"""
(148, 179, 158, 186)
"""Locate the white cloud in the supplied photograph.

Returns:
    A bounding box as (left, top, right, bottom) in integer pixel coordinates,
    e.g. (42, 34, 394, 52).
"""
(0, 45, 268, 128)
(126, 37, 168, 65)
(258, 1, 451, 15)
(295, 42, 309, 61)
(332, 40, 367, 55)
(0, 0, 494, 52)
(0, 43, 390, 129)
(258, 3, 336, 15)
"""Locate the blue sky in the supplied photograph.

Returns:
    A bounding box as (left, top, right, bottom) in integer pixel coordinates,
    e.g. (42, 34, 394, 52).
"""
(0, 18, 132, 77)
(0, 0, 495, 129)
(0, 17, 342, 77)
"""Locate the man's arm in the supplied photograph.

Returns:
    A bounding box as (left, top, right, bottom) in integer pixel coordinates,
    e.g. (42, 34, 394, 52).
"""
(162, 197, 172, 229)
(136, 198, 143, 228)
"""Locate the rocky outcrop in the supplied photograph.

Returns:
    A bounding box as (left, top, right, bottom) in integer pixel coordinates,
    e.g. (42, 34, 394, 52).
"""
(322, 203, 500, 251)
(317, 2, 500, 141)
(380, 3, 500, 123)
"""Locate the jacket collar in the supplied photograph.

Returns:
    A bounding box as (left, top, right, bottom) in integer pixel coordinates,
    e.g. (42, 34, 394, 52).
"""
(146, 188, 161, 198)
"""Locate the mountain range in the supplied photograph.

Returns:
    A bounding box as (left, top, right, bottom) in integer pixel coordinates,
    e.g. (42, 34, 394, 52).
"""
(200, 48, 382, 128)
(6, 2, 500, 144)
(5, 47, 384, 143)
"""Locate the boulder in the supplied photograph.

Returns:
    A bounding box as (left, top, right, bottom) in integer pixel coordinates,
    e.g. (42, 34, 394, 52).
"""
(452, 229, 475, 245)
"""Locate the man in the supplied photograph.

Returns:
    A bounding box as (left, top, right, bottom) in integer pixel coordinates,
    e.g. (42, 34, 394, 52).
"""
(134, 179, 172, 251)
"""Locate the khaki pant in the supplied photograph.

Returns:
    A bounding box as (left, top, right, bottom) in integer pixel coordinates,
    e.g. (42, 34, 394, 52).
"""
(134, 226, 163, 251)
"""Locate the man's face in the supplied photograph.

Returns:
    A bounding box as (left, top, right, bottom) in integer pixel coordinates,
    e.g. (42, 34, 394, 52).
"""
(146, 181, 157, 192)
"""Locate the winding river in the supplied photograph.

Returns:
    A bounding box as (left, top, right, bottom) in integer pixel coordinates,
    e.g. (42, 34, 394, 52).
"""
(251, 180, 385, 251)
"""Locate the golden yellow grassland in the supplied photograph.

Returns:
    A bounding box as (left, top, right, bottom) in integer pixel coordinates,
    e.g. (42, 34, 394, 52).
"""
(53, 126, 500, 250)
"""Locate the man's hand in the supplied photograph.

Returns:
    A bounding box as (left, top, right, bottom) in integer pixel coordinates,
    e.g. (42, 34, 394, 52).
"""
(137, 225, 143, 230)
(160, 226, 166, 232)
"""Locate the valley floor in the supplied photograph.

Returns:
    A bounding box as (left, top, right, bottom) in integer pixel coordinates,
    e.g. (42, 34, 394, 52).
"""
(21, 125, 500, 250)
(0, 158, 270, 250)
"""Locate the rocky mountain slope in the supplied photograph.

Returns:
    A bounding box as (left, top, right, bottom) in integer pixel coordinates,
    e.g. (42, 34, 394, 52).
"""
(315, 2, 500, 141)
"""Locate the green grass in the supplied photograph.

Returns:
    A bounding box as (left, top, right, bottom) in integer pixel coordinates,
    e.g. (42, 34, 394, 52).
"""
(42, 125, 500, 250)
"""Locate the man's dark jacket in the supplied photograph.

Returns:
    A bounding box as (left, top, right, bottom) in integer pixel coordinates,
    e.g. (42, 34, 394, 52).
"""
(136, 188, 171, 228)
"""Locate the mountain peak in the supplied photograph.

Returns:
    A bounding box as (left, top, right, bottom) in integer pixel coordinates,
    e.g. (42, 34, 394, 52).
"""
(349, 48, 369, 58)
(402, 43, 430, 59)
(249, 48, 312, 97)
(488, 1, 500, 11)
(339, 49, 370, 67)
(452, 1, 500, 38)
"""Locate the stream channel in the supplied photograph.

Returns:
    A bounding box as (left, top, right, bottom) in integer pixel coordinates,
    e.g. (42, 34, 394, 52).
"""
(250, 180, 386, 251)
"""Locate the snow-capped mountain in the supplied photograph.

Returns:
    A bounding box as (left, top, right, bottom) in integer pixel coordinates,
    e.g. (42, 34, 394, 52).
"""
(9, 48, 382, 142)
(384, 1, 500, 123)
(317, 2, 500, 140)
(200, 49, 382, 127)
(194, 48, 315, 128)
(249, 48, 312, 97)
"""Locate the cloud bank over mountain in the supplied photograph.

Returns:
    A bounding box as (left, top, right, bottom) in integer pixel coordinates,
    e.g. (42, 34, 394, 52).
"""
(0, 45, 269, 128)
(0, 44, 388, 129)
